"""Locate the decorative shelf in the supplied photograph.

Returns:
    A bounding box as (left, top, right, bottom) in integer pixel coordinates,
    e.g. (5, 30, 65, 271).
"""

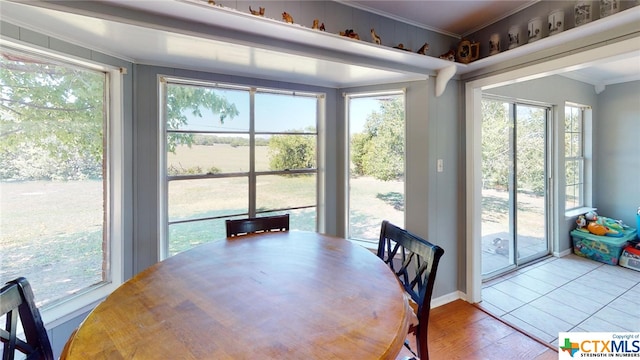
(4, 0, 639, 95)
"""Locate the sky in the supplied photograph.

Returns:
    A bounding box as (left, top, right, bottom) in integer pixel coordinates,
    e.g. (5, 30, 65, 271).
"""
(178, 87, 394, 135)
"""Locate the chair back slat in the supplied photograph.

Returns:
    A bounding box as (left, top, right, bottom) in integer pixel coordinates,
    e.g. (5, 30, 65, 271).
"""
(1, 277, 53, 360)
(226, 214, 290, 237)
(377, 220, 444, 360)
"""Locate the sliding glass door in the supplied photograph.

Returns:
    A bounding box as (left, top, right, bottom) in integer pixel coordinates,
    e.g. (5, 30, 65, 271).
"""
(481, 98, 550, 278)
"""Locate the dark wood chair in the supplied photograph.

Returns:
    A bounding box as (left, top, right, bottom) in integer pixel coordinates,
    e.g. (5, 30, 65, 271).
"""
(377, 220, 444, 360)
(1, 277, 53, 360)
(225, 214, 290, 238)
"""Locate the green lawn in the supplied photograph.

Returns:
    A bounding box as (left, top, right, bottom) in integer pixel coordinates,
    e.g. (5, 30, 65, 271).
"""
(0, 144, 402, 307)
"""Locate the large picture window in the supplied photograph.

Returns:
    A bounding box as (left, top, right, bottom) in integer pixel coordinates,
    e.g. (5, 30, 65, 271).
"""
(161, 79, 320, 257)
(0, 45, 119, 309)
(346, 91, 405, 242)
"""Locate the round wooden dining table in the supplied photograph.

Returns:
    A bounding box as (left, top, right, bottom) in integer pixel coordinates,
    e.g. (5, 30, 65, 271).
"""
(61, 231, 413, 359)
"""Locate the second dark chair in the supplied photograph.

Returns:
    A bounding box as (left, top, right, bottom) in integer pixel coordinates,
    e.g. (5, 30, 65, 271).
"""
(225, 214, 290, 238)
(1, 277, 54, 360)
(377, 220, 444, 360)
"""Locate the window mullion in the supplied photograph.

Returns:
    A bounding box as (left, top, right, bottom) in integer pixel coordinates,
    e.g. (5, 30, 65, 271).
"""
(249, 88, 256, 217)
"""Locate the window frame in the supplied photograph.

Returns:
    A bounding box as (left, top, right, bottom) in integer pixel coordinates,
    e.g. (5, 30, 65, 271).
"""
(0, 39, 125, 328)
(159, 77, 323, 259)
(344, 90, 407, 244)
(564, 103, 587, 211)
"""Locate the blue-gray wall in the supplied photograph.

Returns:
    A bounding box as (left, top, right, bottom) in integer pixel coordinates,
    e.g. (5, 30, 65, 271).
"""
(1, 2, 461, 356)
(2, 1, 637, 357)
(594, 80, 640, 228)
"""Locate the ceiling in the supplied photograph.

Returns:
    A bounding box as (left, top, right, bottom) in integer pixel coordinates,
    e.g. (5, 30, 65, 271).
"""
(345, 0, 640, 89)
(343, 0, 537, 37)
(1, 0, 639, 90)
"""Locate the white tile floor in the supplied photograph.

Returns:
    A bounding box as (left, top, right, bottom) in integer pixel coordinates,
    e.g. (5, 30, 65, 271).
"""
(479, 254, 640, 347)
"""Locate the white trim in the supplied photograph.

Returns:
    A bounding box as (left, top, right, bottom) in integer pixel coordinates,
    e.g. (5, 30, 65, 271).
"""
(431, 290, 466, 309)
(565, 207, 597, 218)
(554, 248, 573, 258)
(465, 86, 483, 304)
(464, 36, 640, 305)
(36, 66, 125, 328)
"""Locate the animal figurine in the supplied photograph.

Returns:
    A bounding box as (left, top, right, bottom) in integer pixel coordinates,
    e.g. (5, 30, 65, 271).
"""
(416, 42, 429, 55)
(282, 11, 294, 24)
(312, 19, 319, 30)
(393, 43, 411, 51)
(576, 215, 588, 231)
(249, 6, 265, 16)
(340, 29, 360, 40)
(319, 22, 325, 31)
(370, 28, 381, 44)
(439, 50, 456, 61)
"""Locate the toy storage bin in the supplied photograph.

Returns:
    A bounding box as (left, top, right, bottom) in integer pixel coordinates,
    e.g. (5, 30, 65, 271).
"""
(570, 228, 637, 265)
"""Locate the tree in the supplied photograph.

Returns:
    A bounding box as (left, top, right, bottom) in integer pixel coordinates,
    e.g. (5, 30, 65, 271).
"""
(481, 99, 511, 189)
(1, 50, 105, 180)
(0, 49, 238, 180)
(268, 129, 316, 170)
(481, 100, 546, 195)
(165, 84, 239, 153)
(350, 97, 404, 181)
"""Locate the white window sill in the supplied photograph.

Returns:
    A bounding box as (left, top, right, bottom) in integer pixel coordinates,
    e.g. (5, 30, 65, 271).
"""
(41, 281, 119, 329)
(565, 206, 597, 219)
(349, 238, 379, 253)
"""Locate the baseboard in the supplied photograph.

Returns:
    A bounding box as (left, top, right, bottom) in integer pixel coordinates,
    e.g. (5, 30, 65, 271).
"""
(554, 248, 573, 257)
(431, 290, 465, 308)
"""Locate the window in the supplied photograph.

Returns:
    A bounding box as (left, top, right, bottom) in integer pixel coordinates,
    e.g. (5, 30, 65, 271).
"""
(565, 104, 586, 210)
(0, 43, 123, 312)
(346, 91, 405, 242)
(161, 79, 321, 257)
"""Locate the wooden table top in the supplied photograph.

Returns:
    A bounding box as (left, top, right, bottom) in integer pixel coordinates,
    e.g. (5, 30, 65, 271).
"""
(62, 231, 412, 359)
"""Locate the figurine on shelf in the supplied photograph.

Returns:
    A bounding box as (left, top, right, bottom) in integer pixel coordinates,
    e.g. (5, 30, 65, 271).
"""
(456, 39, 480, 64)
(249, 6, 265, 16)
(311, 19, 326, 31)
(370, 28, 381, 44)
(393, 43, 411, 51)
(439, 49, 456, 61)
(340, 29, 360, 40)
(416, 42, 429, 55)
(282, 11, 294, 24)
(208, 0, 215, 5)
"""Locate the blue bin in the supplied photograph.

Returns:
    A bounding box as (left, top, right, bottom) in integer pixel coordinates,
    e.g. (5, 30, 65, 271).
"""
(571, 228, 637, 265)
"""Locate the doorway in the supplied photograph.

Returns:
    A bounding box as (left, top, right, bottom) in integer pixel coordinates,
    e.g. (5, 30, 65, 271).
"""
(481, 98, 551, 278)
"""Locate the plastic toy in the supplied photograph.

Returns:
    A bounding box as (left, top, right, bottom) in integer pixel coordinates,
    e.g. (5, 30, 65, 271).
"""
(577, 211, 624, 237)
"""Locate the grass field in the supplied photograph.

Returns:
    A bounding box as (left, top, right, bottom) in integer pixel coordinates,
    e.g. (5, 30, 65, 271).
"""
(1, 143, 402, 306)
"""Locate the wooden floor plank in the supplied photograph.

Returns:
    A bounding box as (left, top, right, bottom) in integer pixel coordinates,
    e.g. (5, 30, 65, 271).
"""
(426, 300, 558, 360)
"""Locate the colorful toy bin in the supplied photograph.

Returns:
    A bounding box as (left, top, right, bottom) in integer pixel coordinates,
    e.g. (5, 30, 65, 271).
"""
(570, 228, 637, 265)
